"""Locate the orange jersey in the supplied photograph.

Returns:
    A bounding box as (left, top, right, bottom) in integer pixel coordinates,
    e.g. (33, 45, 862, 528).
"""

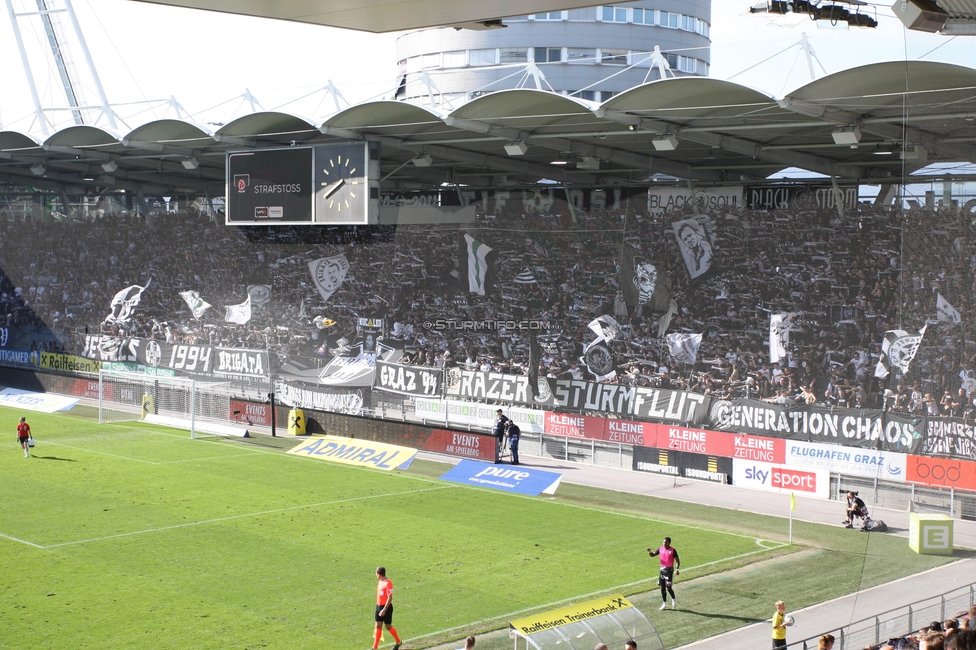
(376, 577, 393, 606)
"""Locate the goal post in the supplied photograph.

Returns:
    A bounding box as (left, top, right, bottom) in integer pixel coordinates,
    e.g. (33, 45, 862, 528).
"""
(98, 370, 246, 439)
(99, 369, 197, 437)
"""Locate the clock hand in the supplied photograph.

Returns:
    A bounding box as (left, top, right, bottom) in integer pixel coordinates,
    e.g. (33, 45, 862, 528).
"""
(323, 178, 345, 199)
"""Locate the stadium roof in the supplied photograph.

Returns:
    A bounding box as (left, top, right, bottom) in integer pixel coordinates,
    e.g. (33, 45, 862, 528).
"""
(126, 0, 976, 35)
(2, 60, 975, 198)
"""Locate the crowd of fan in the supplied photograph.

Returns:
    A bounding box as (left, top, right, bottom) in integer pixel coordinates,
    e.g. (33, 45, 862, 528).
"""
(1, 195, 975, 418)
(865, 606, 976, 650)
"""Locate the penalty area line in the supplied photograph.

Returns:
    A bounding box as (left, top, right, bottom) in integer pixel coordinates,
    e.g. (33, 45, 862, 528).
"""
(0, 531, 45, 548)
(409, 543, 791, 644)
(39, 485, 455, 549)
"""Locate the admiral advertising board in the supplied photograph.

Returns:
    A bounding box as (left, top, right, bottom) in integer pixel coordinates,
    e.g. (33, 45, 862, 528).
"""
(732, 459, 829, 499)
(633, 445, 732, 483)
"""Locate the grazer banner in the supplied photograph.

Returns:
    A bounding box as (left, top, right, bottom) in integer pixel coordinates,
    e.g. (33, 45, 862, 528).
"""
(445, 368, 709, 424)
(374, 361, 443, 397)
(785, 440, 907, 483)
(732, 458, 830, 499)
(708, 399, 922, 453)
(923, 417, 976, 461)
(633, 445, 732, 483)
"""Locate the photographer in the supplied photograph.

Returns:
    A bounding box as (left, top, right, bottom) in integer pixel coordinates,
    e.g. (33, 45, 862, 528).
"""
(492, 409, 509, 464)
(507, 421, 521, 465)
(844, 491, 868, 529)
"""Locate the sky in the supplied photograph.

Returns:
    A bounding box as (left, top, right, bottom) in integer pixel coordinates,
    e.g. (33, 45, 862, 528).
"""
(1, 0, 976, 136)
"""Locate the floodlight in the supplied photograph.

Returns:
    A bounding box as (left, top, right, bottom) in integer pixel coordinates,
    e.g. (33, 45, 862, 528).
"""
(101, 160, 119, 173)
(412, 153, 433, 167)
(652, 134, 679, 151)
(504, 140, 528, 156)
(831, 126, 861, 145)
(30, 163, 46, 176)
(181, 156, 200, 170)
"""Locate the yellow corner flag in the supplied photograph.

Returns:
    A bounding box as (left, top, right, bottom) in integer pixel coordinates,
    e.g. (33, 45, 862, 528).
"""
(790, 492, 797, 511)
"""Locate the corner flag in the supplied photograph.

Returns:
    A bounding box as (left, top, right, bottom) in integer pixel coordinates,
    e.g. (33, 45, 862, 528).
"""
(790, 492, 797, 511)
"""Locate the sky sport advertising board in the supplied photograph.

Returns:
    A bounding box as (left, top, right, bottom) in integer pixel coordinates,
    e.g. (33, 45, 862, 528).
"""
(732, 459, 829, 499)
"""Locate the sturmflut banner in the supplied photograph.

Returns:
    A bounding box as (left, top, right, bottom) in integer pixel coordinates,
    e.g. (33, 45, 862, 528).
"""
(444, 368, 709, 424)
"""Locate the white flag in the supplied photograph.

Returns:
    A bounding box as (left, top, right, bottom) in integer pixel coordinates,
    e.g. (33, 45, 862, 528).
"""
(666, 333, 702, 366)
(769, 312, 795, 364)
(937, 293, 961, 325)
(464, 234, 492, 295)
(105, 280, 151, 323)
(875, 326, 927, 378)
(247, 284, 272, 306)
(308, 255, 349, 303)
(179, 290, 211, 320)
(224, 294, 252, 324)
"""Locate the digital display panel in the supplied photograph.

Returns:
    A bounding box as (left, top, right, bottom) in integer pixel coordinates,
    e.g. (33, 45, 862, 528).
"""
(226, 148, 313, 225)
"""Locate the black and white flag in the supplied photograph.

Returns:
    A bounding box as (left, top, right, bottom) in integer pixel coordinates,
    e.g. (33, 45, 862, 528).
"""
(672, 215, 714, 280)
(769, 312, 796, 364)
(105, 280, 151, 323)
(308, 255, 349, 303)
(665, 332, 702, 366)
(247, 284, 272, 306)
(224, 295, 252, 325)
(179, 290, 211, 320)
(937, 293, 961, 325)
(620, 247, 672, 311)
(875, 326, 927, 378)
(582, 316, 618, 381)
(514, 268, 538, 284)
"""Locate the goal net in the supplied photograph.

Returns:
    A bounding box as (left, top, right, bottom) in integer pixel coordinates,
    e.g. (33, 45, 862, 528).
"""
(98, 370, 240, 439)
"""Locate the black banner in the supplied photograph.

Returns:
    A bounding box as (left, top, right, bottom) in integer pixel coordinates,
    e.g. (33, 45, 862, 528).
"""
(373, 361, 443, 397)
(273, 377, 365, 415)
(708, 398, 923, 453)
(632, 445, 731, 483)
(745, 184, 859, 211)
(81, 335, 269, 379)
(923, 417, 976, 461)
(443, 368, 709, 424)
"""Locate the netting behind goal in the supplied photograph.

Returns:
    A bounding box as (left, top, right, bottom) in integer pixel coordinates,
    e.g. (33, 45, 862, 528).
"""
(98, 370, 234, 439)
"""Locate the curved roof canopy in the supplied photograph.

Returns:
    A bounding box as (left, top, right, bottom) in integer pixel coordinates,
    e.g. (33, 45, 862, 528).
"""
(2, 61, 974, 197)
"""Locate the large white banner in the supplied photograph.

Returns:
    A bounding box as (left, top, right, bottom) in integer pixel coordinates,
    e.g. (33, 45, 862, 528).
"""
(784, 440, 906, 483)
(732, 458, 829, 499)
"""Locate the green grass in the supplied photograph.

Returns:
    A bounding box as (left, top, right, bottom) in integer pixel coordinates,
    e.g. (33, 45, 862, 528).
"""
(0, 406, 959, 650)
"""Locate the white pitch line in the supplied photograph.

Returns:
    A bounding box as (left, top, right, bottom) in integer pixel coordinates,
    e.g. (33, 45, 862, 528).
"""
(0, 531, 45, 548)
(39, 440, 160, 464)
(408, 543, 793, 644)
(39, 485, 455, 549)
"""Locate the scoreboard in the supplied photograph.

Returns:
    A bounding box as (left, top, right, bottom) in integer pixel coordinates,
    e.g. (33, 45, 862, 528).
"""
(226, 142, 378, 226)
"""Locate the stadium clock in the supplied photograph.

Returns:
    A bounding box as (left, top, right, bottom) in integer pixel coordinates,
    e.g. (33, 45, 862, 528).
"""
(314, 142, 369, 224)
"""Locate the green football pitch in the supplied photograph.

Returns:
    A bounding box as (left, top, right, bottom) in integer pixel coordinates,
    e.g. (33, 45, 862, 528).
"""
(1, 406, 956, 650)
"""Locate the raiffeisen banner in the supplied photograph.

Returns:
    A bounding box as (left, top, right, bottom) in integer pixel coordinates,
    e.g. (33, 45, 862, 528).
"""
(287, 435, 416, 470)
(439, 459, 561, 495)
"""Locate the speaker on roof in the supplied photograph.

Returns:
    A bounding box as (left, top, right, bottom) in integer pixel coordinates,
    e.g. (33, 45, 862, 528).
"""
(892, 0, 948, 33)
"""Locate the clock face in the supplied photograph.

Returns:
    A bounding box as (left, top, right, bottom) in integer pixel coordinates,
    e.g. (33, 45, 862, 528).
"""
(314, 143, 368, 224)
